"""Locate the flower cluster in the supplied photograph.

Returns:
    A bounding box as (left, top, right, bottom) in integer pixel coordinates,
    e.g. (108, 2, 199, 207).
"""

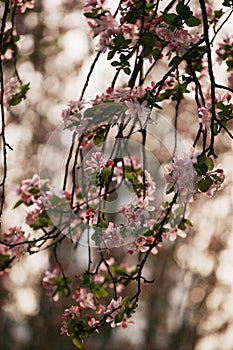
(42, 268, 60, 301)
(198, 93, 233, 132)
(165, 150, 225, 201)
(0, 226, 29, 260)
(1, 0, 231, 347)
(61, 84, 155, 137)
(105, 297, 134, 329)
(165, 150, 198, 202)
(14, 174, 73, 233)
(156, 23, 201, 59)
(60, 262, 137, 340)
(216, 35, 233, 68)
(1, 28, 20, 61)
(0, 77, 18, 109)
(12, 0, 36, 13)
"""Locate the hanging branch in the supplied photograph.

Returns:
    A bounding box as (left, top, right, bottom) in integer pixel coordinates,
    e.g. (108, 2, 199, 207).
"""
(0, 0, 11, 221)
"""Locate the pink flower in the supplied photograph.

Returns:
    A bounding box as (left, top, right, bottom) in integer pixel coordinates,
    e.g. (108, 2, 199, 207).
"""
(120, 314, 134, 329)
(165, 152, 198, 202)
(88, 13, 118, 37)
(198, 103, 212, 130)
(125, 99, 148, 119)
(15, 174, 49, 205)
(156, 24, 201, 58)
(88, 316, 100, 328)
(103, 222, 123, 248)
(85, 152, 105, 172)
(216, 36, 233, 64)
(2, 226, 29, 259)
(12, 0, 36, 13)
(42, 268, 60, 301)
(205, 167, 225, 197)
(165, 227, 187, 242)
(72, 287, 96, 310)
(0, 77, 18, 109)
(60, 306, 82, 336)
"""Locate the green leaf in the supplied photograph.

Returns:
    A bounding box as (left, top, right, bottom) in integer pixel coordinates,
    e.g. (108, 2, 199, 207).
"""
(169, 55, 181, 67)
(196, 155, 214, 173)
(205, 157, 214, 171)
(113, 34, 130, 49)
(115, 311, 124, 323)
(99, 217, 108, 229)
(163, 13, 177, 25)
(20, 82, 30, 95)
(124, 9, 140, 24)
(93, 127, 106, 146)
(185, 16, 201, 27)
(13, 200, 23, 209)
(176, 3, 192, 19)
(222, 0, 233, 7)
(73, 337, 83, 349)
(84, 11, 98, 19)
(185, 218, 193, 227)
(198, 176, 213, 192)
(93, 286, 108, 298)
(111, 61, 120, 67)
(9, 95, 22, 106)
(123, 67, 131, 75)
(122, 296, 131, 307)
(107, 50, 115, 60)
(214, 9, 224, 19)
(178, 221, 186, 230)
(0, 254, 12, 271)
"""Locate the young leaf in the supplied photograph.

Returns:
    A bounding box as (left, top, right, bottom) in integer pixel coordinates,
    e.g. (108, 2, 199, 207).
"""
(93, 286, 108, 298)
(73, 337, 83, 349)
(123, 67, 131, 75)
(185, 16, 201, 27)
(107, 50, 115, 60)
(176, 3, 192, 19)
(163, 13, 177, 25)
(198, 176, 213, 192)
(169, 56, 181, 67)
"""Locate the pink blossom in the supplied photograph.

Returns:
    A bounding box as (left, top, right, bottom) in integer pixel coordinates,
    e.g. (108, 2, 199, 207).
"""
(164, 226, 187, 242)
(2, 226, 29, 259)
(61, 306, 82, 336)
(12, 0, 36, 13)
(216, 36, 233, 64)
(61, 99, 86, 132)
(165, 152, 198, 202)
(120, 314, 134, 329)
(156, 24, 201, 58)
(83, 0, 106, 14)
(205, 167, 225, 197)
(198, 103, 212, 130)
(105, 296, 133, 329)
(88, 13, 118, 37)
(72, 287, 96, 310)
(85, 152, 105, 172)
(0, 77, 18, 109)
(42, 268, 60, 301)
(103, 222, 123, 248)
(15, 174, 49, 205)
(125, 99, 148, 118)
(88, 316, 100, 328)
(25, 203, 42, 226)
(105, 297, 123, 327)
(95, 304, 106, 314)
(128, 236, 149, 254)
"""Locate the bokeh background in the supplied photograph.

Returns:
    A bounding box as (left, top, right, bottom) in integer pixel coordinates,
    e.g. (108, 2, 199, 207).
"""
(0, 1, 233, 349)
